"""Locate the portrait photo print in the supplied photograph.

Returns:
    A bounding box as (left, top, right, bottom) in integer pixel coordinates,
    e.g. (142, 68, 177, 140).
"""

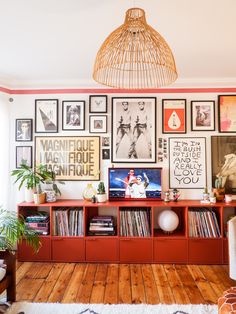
(16, 146, 32, 168)
(62, 100, 85, 130)
(112, 97, 156, 163)
(15, 119, 32, 141)
(191, 100, 215, 131)
(35, 99, 58, 133)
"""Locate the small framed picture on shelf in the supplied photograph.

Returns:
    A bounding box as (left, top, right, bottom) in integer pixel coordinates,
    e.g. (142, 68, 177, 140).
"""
(62, 100, 85, 130)
(89, 95, 108, 113)
(191, 100, 215, 131)
(218, 95, 236, 132)
(162, 99, 186, 133)
(101, 136, 110, 147)
(15, 119, 33, 141)
(35, 99, 58, 133)
(102, 148, 110, 160)
(16, 146, 32, 168)
(89, 115, 107, 133)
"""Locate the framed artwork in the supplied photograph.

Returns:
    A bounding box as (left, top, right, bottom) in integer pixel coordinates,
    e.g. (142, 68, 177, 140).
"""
(211, 136, 236, 194)
(112, 97, 156, 163)
(102, 136, 110, 147)
(218, 95, 236, 132)
(89, 115, 107, 133)
(35, 136, 100, 181)
(191, 100, 215, 131)
(62, 100, 85, 130)
(169, 137, 206, 189)
(89, 95, 107, 113)
(15, 119, 33, 141)
(102, 148, 110, 160)
(35, 99, 58, 133)
(16, 146, 32, 168)
(162, 99, 186, 133)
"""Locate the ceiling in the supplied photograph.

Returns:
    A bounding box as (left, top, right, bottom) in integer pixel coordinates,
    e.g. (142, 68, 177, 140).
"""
(0, 0, 236, 89)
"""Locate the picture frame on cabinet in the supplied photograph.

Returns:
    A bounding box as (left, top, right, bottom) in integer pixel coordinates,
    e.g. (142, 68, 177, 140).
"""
(16, 146, 32, 168)
(112, 97, 156, 163)
(15, 119, 33, 141)
(35, 136, 100, 181)
(102, 148, 110, 160)
(62, 100, 85, 130)
(191, 100, 215, 131)
(89, 115, 107, 133)
(162, 99, 186, 134)
(211, 135, 236, 194)
(35, 99, 58, 133)
(218, 95, 236, 132)
(169, 137, 206, 189)
(89, 95, 107, 113)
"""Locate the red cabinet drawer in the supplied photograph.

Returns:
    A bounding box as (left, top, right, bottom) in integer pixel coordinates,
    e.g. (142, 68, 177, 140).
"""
(86, 238, 118, 262)
(120, 238, 152, 263)
(154, 239, 187, 263)
(188, 239, 222, 264)
(52, 237, 85, 262)
(18, 237, 51, 261)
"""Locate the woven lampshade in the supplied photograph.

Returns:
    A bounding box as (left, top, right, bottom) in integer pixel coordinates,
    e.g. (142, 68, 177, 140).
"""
(93, 8, 177, 89)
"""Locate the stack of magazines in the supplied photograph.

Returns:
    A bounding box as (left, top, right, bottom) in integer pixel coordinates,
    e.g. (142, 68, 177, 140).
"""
(25, 213, 49, 235)
(89, 216, 115, 236)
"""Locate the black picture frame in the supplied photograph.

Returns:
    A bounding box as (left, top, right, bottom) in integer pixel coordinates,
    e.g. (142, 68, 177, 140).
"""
(35, 99, 58, 133)
(15, 119, 33, 141)
(102, 148, 110, 160)
(111, 97, 156, 163)
(218, 95, 236, 133)
(62, 100, 85, 130)
(211, 135, 236, 194)
(89, 95, 108, 113)
(89, 115, 107, 133)
(16, 146, 32, 168)
(162, 99, 187, 134)
(191, 100, 215, 131)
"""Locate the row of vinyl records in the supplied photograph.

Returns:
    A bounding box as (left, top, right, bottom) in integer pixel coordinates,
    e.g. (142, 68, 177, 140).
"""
(53, 208, 84, 236)
(120, 208, 151, 237)
(188, 209, 221, 238)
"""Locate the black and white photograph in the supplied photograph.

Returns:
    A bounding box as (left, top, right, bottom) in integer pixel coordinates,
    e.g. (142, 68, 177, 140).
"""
(89, 95, 107, 113)
(89, 115, 107, 133)
(16, 146, 32, 168)
(62, 100, 85, 130)
(211, 136, 236, 194)
(191, 100, 215, 131)
(15, 119, 33, 141)
(102, 136, 110, 147)
(112, 97, 156, 163)
(169, 137, 206, 189)
(35, 99, 58, 133)
(102, 148, 110, 160)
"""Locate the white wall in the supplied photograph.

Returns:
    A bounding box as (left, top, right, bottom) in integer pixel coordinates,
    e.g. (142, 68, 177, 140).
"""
(0, 93, 10, 209)
(8, 91, 234, 211)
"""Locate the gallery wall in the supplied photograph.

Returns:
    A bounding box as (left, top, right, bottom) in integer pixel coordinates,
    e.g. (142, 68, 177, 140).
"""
(8, 89, 236, 211)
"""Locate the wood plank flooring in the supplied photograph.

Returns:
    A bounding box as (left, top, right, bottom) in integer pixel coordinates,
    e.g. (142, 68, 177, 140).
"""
(16, 262, 236, 304)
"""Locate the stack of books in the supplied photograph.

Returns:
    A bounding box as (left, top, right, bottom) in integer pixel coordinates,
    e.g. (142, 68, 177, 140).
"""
(89, 216, 115, 236)
(188, 208, 221, 238)
(25, 213, 50, 235)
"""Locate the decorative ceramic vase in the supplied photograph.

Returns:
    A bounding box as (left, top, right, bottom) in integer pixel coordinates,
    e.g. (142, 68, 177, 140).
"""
(83, 183, 96, 201)
(96, 193, 107, 203)
(24, 188, 34, 203)
(157, 209, 179, 233)
(45, 189, 57, 202)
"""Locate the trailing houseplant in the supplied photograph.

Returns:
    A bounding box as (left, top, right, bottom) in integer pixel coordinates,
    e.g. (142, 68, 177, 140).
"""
(96, 181, 107, 203)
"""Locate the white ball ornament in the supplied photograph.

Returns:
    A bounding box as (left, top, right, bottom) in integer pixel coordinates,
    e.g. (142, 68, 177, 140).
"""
(158, 210, 179, 233)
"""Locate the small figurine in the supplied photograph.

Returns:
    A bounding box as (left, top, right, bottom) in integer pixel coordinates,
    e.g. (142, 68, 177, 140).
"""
(172, 188, 180, 202)
(164, 190, 170, 202)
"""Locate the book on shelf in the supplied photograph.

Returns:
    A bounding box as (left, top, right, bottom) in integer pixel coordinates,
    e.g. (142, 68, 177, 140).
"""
(88, 215, 115, 236)
(53, 207, 83, 236)
(188, 208, 220, 238)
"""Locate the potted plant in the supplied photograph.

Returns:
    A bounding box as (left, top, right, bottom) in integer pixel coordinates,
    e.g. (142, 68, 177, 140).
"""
(96, 181, 107, 203)
(212, 176, 225, 202)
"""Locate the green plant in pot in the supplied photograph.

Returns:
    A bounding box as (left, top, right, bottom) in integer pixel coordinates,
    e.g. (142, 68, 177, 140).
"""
(96, 181, 107, 203)
(212, 176, 225, 202)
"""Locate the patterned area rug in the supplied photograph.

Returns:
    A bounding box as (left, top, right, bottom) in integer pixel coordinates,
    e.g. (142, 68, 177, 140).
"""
(5, 302, 218, 314)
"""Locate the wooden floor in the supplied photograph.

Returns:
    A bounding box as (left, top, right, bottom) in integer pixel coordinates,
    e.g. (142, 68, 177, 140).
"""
(16, 262, 236, 304)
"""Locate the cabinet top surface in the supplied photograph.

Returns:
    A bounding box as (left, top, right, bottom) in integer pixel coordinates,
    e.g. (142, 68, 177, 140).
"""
(18, 199, 236, 207)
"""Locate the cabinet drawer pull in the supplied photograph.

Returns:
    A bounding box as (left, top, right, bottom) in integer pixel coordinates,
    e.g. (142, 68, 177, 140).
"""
(87, 238, 97, 241)
(121, 239, 131, 241)
(53, 238, 64, 241)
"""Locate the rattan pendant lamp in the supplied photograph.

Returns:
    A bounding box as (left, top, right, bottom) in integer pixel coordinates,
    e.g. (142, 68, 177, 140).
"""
(93, 7, 177, 89)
